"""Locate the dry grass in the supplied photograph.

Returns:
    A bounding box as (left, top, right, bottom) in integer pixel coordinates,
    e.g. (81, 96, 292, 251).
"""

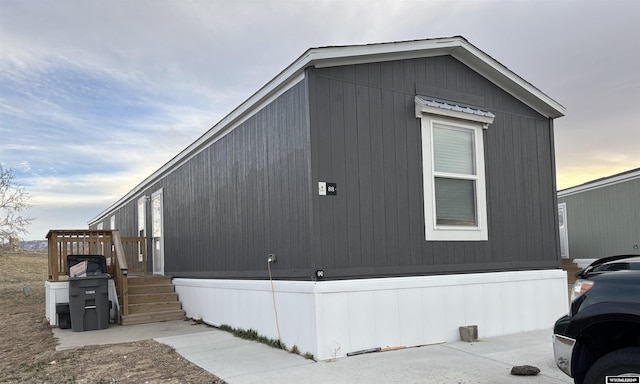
(0, 249, 224, 383)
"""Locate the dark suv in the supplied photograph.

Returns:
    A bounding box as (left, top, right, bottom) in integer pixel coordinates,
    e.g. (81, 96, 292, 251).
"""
(553, 254, 640, 384)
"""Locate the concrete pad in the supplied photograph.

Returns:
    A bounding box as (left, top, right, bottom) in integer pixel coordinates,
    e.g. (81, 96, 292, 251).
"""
(53, 319, 214, 351)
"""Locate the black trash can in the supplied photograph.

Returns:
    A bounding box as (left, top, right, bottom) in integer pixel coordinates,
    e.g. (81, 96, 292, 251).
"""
(56, 303, 71, 329)
(67, 255, 111, 332)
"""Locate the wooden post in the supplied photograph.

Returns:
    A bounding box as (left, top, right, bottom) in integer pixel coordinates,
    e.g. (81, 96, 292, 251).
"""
(46, 230, 58, 281)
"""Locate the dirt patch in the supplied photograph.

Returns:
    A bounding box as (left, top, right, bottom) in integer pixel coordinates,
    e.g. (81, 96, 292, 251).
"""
(0, 249, 224, 383)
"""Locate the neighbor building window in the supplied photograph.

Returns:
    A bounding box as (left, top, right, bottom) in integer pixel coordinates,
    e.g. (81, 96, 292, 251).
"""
(415, 96, 494, 241)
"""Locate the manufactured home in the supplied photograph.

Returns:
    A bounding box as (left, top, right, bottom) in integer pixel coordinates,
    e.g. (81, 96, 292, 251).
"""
(86, 37, 568, 360)
(558, 168, 640, 266)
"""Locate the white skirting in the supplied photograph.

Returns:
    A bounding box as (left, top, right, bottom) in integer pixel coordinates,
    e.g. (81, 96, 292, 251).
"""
(174, 269, 568, 361)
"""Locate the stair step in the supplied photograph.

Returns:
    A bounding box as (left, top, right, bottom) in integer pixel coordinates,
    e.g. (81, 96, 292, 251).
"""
(128, 301, 182, 314)
(121, 310, 186, 325)
(128, 292, 179, 304)
(116, 274, 185, 326)
(561, 258, 582, 287)
(129, 284, 175, 295)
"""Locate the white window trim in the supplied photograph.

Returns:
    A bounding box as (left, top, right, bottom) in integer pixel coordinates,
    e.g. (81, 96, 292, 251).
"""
(558, 202, 569, 258)
(416, 97, 493, 241)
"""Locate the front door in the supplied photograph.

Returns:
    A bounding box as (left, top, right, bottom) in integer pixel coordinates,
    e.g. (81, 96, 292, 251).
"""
(151, 189, 164, 275)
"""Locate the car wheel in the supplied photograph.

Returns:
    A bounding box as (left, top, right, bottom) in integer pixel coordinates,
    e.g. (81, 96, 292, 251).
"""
(583, 347, 640, 384)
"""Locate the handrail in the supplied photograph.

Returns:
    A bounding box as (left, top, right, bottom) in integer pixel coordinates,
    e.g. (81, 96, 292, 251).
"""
(111, 230, 129, 318)
(111, 230, 128, 272)
(121, 237, 147, 275)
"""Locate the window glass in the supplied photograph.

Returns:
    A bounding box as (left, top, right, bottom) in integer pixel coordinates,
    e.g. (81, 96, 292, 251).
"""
(434, 177, 477, 226)
(433, 125, 475, 175)
(138, 199, 145, 234)
(152, 196, 162, 238)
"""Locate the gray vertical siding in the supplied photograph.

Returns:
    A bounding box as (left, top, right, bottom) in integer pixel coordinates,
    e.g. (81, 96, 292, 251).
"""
(92, 54, 561, 280)
(159, 81, 313, 278)
(558, 178, 640, 259)
(91, 81, 313, 279)
(308, 55, 561, 278)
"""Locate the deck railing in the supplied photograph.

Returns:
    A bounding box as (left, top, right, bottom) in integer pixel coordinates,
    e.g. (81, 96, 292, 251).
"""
(110, 230, 130, 317)
(121, 237, 147, 275)
(46, 230, 147, 319)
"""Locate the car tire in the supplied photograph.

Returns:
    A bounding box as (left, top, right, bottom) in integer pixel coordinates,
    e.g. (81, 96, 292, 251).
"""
(583, 347, 640, 384)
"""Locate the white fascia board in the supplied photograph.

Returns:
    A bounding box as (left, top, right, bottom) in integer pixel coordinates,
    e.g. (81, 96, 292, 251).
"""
(306, 38, 462, 68)
(449, 41, 565, 119)
(306, 38, 565, 119)
(89, 36, 565, 225)
(558, 168, 640, 197)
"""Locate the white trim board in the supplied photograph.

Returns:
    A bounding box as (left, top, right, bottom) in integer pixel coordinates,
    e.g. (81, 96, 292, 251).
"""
(174, 269, 568, 361)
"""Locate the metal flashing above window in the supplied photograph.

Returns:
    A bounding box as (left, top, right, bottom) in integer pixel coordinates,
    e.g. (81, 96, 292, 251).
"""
(415, 96, 495, 128)
(415, 98, 491, 242)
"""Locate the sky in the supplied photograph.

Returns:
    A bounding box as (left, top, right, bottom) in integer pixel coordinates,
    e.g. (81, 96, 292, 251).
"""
(1, 0, 638, 240)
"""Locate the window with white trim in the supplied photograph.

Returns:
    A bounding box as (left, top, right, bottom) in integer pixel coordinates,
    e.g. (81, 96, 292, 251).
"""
(137, 197, 146, 237)
(415, 96, 494, 241)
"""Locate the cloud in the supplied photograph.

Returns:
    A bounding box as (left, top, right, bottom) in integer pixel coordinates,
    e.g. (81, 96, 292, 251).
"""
(1, 0, 638, 238)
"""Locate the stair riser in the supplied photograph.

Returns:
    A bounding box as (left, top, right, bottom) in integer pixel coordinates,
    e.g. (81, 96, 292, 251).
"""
(128, 276, 173, 286)
(121, 310, 185, 325)
(128, 293, 179, 304)
(128, 302, 182, 314)
(129, 285, 175, 295)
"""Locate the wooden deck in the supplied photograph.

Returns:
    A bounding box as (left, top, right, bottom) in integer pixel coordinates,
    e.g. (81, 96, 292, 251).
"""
(46, 230, 184, 326)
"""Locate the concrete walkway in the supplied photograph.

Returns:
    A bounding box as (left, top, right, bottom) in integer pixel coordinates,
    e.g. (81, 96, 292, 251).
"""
(54, 322, 572, 384)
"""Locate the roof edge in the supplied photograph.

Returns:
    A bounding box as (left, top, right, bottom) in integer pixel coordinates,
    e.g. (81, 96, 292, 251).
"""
(89, 36, 565, 225)
(558, 167, 640, 197)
